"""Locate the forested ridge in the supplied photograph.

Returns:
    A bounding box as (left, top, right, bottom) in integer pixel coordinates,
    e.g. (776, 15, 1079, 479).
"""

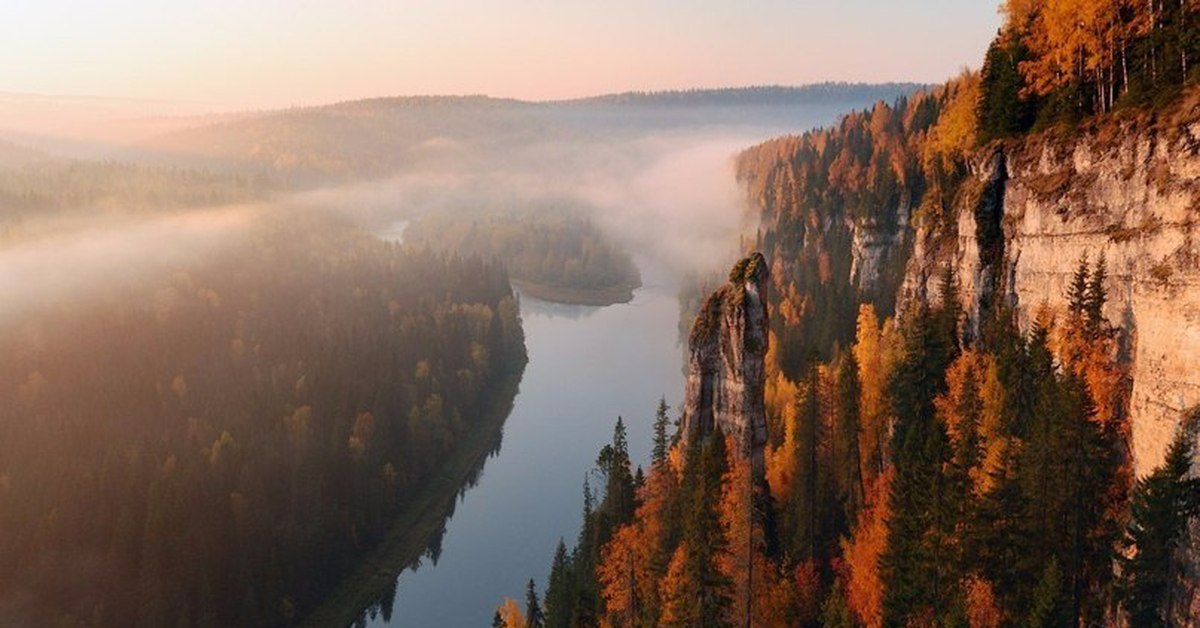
(0, 214, 526, 626)
(507, 1, 1200, 626)
(0, 158, 271, 235)
(405, 207, 641, 305)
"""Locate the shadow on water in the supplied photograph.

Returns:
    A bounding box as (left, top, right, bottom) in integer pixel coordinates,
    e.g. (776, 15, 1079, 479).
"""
(517, 291, 605, 321)
(302, 369, 523, 628)
(337, 253, 688, 627)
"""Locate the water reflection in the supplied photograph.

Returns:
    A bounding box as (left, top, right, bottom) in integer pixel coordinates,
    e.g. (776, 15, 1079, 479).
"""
(350, 272, 684, 628)
(344, 374, 518, 627)
(516, 291, 604, 321)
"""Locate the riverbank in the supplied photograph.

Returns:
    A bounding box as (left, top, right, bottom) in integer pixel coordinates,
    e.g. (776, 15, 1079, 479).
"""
(511, 278, 639, 306)
(299, 369, 524, 628)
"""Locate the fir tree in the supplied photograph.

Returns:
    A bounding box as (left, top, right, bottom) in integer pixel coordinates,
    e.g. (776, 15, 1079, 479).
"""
(1027, 558, 1069, 627)
(834, 351, 865, 532)
(543, 539, 573, 628)
(1067, 254, 1090, 319)
(653, 398, 671, 467)
(1085, 252, 1108, 337)
(977, 36, 1035, 142)
(525, 579, 544, 628)
(681, 430, 734, 627)
(1121, 423, 1200, 627)
(821, 578, 856, 628)
(597, 417, 637, 528)
(881, 303, 967, 626)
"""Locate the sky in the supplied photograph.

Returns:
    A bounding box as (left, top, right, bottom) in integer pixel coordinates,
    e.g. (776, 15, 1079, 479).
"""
(0, 0, 1001, 109)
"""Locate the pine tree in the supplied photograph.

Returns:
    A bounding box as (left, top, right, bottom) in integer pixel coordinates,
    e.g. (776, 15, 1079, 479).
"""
(1026, 558, 1069, 627)
(978, 36, 1036, 142)
(525, 579, 544, 628)
(1085, 252, 1108, 337)
(543, 540, 573, 628)
(834, 351, 865, 532)
(680, 431, 733, 628)
(1067, 254, 1090, 319)
(653, 398, 671, 467)
(1121, 423, 1200, 627)
(821, 578, 856, 628)
(597, 417, 636, 526)
(881, 301, 966, 626)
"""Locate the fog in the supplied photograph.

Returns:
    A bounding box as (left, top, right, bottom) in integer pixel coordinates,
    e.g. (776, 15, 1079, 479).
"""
(0, 94, 877, 326)
(0, 205, 260, 323)
(291, 130, 757, 277)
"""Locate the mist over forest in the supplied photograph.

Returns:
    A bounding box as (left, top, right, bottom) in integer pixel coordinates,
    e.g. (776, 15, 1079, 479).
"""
(0, 83, 918, 626)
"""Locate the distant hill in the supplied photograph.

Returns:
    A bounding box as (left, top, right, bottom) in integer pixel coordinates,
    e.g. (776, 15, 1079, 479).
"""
(556, 83, 929, 107)
(144, 82, 928, 186)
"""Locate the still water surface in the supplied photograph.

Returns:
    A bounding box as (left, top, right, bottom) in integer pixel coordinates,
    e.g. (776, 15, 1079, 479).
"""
(366, 263, 685, 627)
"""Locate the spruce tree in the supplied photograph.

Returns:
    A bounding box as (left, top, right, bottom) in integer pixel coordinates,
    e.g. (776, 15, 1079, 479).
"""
(525, 579, 544, 628)
(653, 398, 671, 467)
(1085, 252, 1108, 336)
(977, 36, 1035, 142)
(881, 303, 966, 626)
(1121, 424, 1200, 627)
(834, 351, 865, 531)
(543, 540, 573, 628)
(597, 417, 636, 527)
(1067, 254, 1090, 319)
(681, 430, 733, 628)
(1027, 558, 1069, 627)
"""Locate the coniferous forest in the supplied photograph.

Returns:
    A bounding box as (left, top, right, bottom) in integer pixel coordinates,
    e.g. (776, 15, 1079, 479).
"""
(0, 214, 526, 626)
(404, 206, 642, 305)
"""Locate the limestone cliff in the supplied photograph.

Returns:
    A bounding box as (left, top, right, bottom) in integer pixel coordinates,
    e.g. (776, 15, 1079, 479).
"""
(681, 253, 770, 478)
(903, 106, 1200, 477)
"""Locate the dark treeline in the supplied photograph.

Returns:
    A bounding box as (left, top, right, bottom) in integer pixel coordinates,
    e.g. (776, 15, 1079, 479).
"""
(405, 207, 641, 300)
(560, 83, 929, 107)
(0, 214, 526, 626)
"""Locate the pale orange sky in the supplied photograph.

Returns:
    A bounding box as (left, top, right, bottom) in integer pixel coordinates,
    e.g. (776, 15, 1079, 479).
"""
(1, 1, 1001, 109)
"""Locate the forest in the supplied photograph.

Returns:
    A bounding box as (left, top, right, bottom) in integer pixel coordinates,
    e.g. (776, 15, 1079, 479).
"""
(0, 157, 270, 233)
(404, 206, 642, 306)
(502, 1, 1200, 626)
(507, 262, 1198, 628)
(0, 214, 526, 626)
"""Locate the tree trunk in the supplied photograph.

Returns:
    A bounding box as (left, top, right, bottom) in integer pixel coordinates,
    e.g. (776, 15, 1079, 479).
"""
(1122, 43, 1130, 95)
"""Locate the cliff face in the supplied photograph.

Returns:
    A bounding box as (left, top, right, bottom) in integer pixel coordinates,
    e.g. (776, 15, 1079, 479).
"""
(903, 112, 1200, 477)
(681, 253, 770, 478)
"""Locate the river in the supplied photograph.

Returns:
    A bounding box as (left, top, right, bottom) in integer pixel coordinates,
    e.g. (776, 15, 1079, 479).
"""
(362, 260, 686, 627)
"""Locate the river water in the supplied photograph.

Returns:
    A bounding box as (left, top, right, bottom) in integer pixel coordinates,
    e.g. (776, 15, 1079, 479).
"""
(364, 261, 685, 627)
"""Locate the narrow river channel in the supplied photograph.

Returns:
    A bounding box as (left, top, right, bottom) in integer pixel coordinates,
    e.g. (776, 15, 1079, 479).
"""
(364, 260, 685, 627)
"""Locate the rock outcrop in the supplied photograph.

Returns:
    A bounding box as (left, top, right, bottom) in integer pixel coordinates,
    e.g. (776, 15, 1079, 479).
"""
(681, 253, 770, 479)
(902, 113, 1200, 477)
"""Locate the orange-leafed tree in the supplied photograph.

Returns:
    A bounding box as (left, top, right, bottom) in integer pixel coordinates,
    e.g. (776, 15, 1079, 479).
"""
(852, 304, 899, 485)
(657, 544, 693, 628)
(717, 442, 763, 626)
(496, 597, 527, 628)
(841, 471, 892, 628)
(964, 575, 1003, 628)
(597, 467, 675, 627)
